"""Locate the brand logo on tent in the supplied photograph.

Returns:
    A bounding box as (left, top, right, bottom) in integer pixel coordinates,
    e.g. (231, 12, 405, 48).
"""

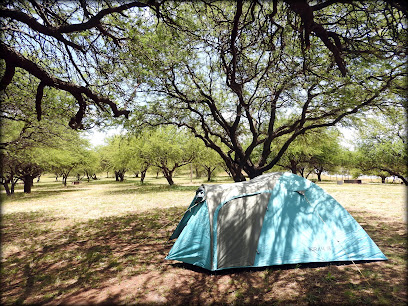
(309, 246, 332, 252)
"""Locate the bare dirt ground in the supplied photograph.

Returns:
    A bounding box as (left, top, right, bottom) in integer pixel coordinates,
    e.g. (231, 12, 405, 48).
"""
(1, 178, 406, 305)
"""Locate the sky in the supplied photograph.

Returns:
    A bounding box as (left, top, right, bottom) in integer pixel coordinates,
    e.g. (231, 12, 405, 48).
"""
(84, 127, 124, 147)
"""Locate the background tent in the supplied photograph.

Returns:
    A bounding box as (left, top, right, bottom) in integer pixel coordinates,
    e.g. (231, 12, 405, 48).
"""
(166, 172, 387, 271)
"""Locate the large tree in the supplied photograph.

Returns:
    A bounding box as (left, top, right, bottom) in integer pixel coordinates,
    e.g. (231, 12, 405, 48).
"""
(45, 137, 91, 186)
(100, 135, 131, 182)
(125, 1, 406, 181)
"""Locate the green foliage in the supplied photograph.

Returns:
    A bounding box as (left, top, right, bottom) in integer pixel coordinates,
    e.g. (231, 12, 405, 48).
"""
(97, 127, 197, 185)
(274, 128, 342, 180)
(98, 135, 132, 181)
(0, 68, 86, 193)
(192, 139, 224, 181)
(140, 127, 197, 185)
(122, 2, 406, 181)
(44, 136, 93, 185)
(355, 108, 407, 184)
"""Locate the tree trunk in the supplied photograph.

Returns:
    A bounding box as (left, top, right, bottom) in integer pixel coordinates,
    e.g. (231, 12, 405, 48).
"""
(11, 178, 18, 194)
(206, 167, 218, 182)
(305, 170, 313, 179)
(162, 168, 174, 185)
(1, 182, 11, 196)
(141, 169, 147, 183)
(231, 170, 246, 182)
(317, 172, 322, 182)
(195, 166, 201, 178)
(380, 175, 386, 184)
(290, 160, 297, 175)
(23, 175, 33, 193)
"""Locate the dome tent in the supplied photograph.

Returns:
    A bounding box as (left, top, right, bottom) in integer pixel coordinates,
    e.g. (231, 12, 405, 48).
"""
(166, 172, 387, 271)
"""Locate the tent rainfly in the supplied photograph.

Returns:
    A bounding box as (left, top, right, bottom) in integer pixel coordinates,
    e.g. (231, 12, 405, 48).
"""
(166, 172, 387, 271)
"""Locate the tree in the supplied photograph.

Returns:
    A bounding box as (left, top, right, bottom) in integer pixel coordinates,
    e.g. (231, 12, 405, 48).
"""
(75, 150, 100, 181)
(0, 68, 84, 193)
(355, 108, 407, 185)
(0, 1, 165, 129)
(1, 143, 44, 194)
(46, 136, 92, 186)
(126, 134, 152, 184)
(308, 130, 342, 181)
(126, 1, 406, 181)
(275, 134, 317, 177)
(140, 127, 196, 185)
(2, 1, 406, 183)
(100, 135, 132, 182)
(194, 139, 224, 182)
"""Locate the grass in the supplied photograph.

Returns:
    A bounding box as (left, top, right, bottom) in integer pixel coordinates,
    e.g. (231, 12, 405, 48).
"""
(1, 173, 406, 305)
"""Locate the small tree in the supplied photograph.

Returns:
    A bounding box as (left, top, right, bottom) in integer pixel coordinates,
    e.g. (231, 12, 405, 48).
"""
(355, 109, 407, 185)
(142, 127, 196, 186)
(46, 137, 92, 186)
(100, 135, 131, 182)
(194, 140, 223, 182)
(309, 130, 342, 181)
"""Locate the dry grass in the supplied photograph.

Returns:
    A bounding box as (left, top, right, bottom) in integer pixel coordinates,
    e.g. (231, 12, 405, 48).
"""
(1, 173, 406, 305)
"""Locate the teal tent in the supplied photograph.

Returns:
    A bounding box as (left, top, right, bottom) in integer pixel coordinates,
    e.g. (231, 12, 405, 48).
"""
(166, 172, 387, 271)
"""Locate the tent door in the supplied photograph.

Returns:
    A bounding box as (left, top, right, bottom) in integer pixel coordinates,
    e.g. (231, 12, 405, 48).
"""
(216, 192, 271, 269)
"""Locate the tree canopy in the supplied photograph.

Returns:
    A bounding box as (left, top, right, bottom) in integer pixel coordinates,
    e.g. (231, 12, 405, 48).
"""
(355, 107, 407, 185)
(1, 1, 406, 182)
(125, 1, 406, 180)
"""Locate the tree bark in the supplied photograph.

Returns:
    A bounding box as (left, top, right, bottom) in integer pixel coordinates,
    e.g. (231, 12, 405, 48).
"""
(231, 169, 246, 182)
(141, 169, 147, 183)
(1, 181, 11, 196)
(162, 168, 174, 185)
(11, 178, 18, 194)
(23, 175, 33, 193)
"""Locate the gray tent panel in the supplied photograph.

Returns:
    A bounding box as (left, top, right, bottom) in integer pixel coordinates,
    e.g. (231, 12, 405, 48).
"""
(216, 192, 271, 269)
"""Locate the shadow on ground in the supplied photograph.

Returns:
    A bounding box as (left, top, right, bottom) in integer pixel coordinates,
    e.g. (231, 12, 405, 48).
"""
(1, 206, 406, 305)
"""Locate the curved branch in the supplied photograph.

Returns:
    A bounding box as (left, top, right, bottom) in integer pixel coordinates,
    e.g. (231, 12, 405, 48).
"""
(0, 9, 84, 51)
(0, 1, 156, 51)
(35, 81, 45, 121)
(0, 61, 16, 91)
(285, 0, 347, 76)
(1, 41, 130, 128)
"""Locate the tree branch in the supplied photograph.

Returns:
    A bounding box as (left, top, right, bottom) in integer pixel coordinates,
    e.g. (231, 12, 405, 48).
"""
(1, 41, 130, 128)
(285, 0, 347, 76)
(0, 61, 15, 91)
